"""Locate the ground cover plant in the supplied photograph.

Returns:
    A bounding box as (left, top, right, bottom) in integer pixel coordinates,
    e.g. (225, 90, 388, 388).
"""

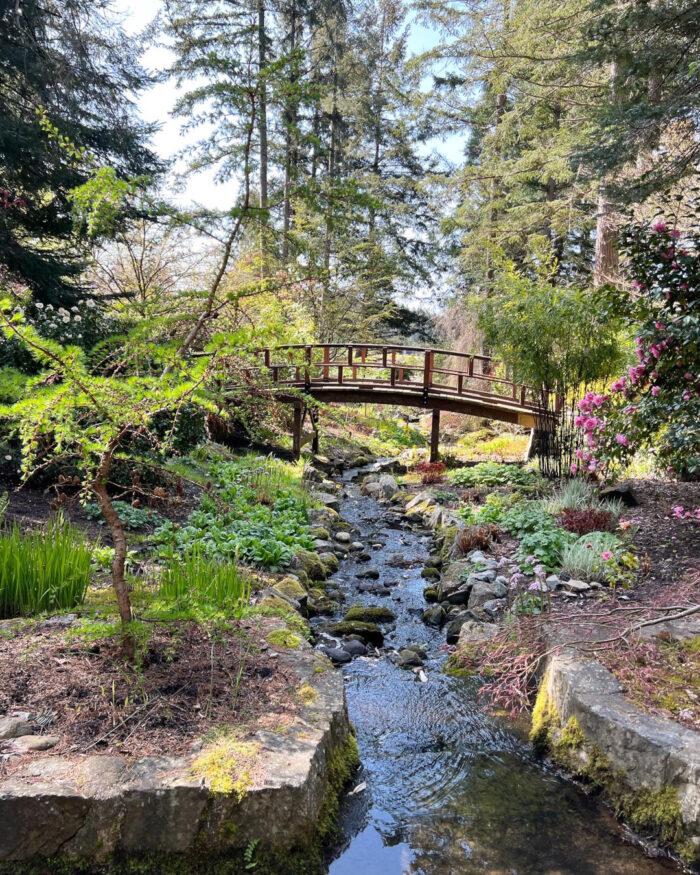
(449, 462, 539, 489)
(154, 456, 314, 571)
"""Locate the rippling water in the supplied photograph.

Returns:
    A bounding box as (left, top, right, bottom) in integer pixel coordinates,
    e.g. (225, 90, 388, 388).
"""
(318, 471, 677, 875)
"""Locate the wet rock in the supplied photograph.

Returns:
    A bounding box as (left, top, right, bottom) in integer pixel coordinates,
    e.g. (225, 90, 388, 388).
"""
(357, 552, 372, 563)
(306, 597, 335, 617)
(322, 621, 384, 647)
(341, 640, 367, 657)
(320, 646, 352, 665)
(0, 717, 34, 740)
(343, 605, 396, 623)
(445, 586, 471, 606)
(349, 542, 365, 552)
(310, 454, 334, 473)
(318, 552, 339, 575)
(325, 588, 345, 602)
(424, 555, 443, 570)
(377, 475, 399, 501)
(309, 526, 330, 541)
(311, 492, 340, 512)
(445, 613, 474, 645)
(351, 455, 370, 467)
(387, 553, 413, 568)
(356, 582, 376, 593)
(334, 531, 352, 544)
(396, 649, 424, 668)
(361, 481, 381, 498)
(421, 606, 447, 628)
(314, 539, 336, 553)
(468, 579, 508, 609)
(420, 567, 440, 581)
(423, 585, 440, 603)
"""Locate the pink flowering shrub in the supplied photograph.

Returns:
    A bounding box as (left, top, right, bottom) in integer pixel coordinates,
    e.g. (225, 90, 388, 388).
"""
(572, 217, 699, 480)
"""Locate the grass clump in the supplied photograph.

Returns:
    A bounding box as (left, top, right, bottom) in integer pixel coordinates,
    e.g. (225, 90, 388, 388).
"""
(160, 549, 250, 615)
(559, 532, 623, 580)
(0, 515, 93, 618)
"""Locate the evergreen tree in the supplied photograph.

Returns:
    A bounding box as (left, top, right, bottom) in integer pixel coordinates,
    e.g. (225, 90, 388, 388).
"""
(0, 0, 158, 306)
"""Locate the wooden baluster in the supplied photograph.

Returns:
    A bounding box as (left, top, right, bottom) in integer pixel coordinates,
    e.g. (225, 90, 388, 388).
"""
(382, 347, 388, 367)
(338, 365, 344, 384)
(322, 346, 330, 381)
(520, 386, 527, 406)
(468, 357, 474, 378)
(423, 349, 434, 392)
(305, 345, 311, 384)
(458, 374, 464, 395)
(264, 349, 270, 367)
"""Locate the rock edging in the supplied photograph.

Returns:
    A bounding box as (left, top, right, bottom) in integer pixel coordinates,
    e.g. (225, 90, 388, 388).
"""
(0, 631, 357, 873)
(534, 636, 700, 868)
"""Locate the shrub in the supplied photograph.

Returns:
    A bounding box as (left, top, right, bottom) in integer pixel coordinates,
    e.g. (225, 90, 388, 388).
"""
(515, 526, 576, 571)
(0, 516, 93, 617)
(414, 461, 446, 484)
(557, 507, 616, 535)
(160, 550, 249, 613)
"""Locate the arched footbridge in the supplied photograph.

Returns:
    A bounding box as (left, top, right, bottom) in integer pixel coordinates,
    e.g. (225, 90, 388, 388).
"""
(234, 343, 558, 460)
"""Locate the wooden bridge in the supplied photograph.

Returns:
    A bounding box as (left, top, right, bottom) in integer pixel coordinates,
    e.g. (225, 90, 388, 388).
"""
(237, 343, 557, 460)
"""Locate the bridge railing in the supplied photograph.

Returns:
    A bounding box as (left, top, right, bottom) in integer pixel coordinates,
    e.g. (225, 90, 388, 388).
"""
(241, 343, 558, 413)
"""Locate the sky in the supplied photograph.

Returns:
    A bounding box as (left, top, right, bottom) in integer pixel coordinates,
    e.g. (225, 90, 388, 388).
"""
(114, 0, 466, 211)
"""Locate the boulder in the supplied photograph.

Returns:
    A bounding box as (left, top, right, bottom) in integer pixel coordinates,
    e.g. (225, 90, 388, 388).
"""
(457, 619, 500, 645)
(600, 483, 638, 507)
(423, 585, 440, 603)
(290, 550, 327, 582)
(11, 735, 60, 752)
(334, 531, 352, 544)
(318, 552, 339, 575)
(311, 492, 340, 512)
(309, 526, 330, 541)
(322, 621, 384, 647)
(307, 507, 339, 526)
(341, 639, 367, 657)
(377, 475, 399, 501)
(0, 717, 33, 740)
(343, 605, 395, 623)
(482, 598, 507, 617)
(563, 579, 590, 593)
(302, 464, 323, 483)
(468, 579, 508, 609)
(420, 567, 440, 581)
(273, 577, 307, 601)
(421, 606, 447, 628)
(356, 568, 380, 580)
(396, 649, 424, 668)
(320, 646, 352, 665)
(445, 613, 474, 645)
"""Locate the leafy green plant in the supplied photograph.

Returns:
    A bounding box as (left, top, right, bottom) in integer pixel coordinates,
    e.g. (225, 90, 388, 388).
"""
(515, 526, 576, 571)
(449, 462, 538, 488)
(160, 549, 250, 613)
(85, 500, 161, 530)
(0, 515, 93, 617)
(559, 532, 624, 580)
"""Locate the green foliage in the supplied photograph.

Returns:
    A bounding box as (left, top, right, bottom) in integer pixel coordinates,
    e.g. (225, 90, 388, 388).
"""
(0, 515, 93, 618)
(85, 501, 161, 531)
(154, 458, 313, 570)
(559, 532, 624, 580)
(449, 462, 538, 488)
(160, 550, 249, 614)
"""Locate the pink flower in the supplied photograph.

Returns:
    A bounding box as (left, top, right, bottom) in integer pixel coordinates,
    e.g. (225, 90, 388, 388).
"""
(651, 385, 660, 396)
(570, 463, 578, 474)
(652, 221, 667, 232)
(684, 373, 693, 381)
(601, 551, 612, 560)
(619, 520, 632, 531)
(615, 434, 629, 447)
(669, 229, 681, 238)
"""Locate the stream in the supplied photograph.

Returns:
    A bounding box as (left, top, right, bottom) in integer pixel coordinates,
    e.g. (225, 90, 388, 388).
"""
(314, 465, 677, 875)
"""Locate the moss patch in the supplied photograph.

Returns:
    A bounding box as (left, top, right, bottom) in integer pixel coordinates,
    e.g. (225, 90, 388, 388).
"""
(529, 671, 560, 753)
(343, 605, 395, 623)
(323, 621, 384, 647)
(267, 629, 302, 649)
(273, 577, 307, 601)
(191, 737, 260, 798)
(297, 683, 318, 705)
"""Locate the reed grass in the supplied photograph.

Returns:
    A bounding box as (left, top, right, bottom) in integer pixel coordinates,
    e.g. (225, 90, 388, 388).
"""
(160, 549, 250, 614)
(0, 515, 93, 618)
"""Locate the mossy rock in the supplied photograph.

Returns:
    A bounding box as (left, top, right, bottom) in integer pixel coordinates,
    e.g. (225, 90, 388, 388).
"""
(420, 567, 440, 581)
(259, 594, 296, 613)
(273, 577, 308, 601)
(343, 605, 395, 623)
(320, 553, 339, 575)
(423, 585, 440, 603)
(267, 629, 302, 649)
(291, 550, 326, 581)
(323, 621, 384, 647)
(309, 526, 331, 541)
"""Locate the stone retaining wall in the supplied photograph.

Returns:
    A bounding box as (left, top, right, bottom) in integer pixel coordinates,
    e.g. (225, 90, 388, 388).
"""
(0, 637, 356, 871)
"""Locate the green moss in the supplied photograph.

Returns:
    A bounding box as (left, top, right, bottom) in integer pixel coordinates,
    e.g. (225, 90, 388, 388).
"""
(320, 553, 339, 575)
(266, 629, 302, 649)
(420, 567, 440, 581)
(273, 577, 307, 600)
(343, 605, 395, 623)
(558, 716, 585, 750)
(191, 738, 260, 798)
(296, 683, 317, 705)
(442, 653, 474, 678)
(308, 526, 330, 541)
(324, 621, 384, 646)
(529, 671, 560, 753)
(622, 786, 684, 848)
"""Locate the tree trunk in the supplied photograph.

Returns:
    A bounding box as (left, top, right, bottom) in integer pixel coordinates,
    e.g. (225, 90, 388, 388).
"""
(257, 0, 268, 211)
(593, 190, 619, 287)
(92, 436, 134, 658)
(282, 0, 298, 261)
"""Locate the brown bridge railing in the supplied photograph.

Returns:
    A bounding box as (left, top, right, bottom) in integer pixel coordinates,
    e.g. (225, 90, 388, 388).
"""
(233, 343, 558, 459)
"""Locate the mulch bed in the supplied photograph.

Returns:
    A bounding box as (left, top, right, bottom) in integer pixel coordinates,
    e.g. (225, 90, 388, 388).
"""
(0, 615, 298, 769)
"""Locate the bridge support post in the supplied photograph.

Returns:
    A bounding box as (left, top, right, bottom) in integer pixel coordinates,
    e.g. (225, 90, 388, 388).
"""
(430, 409, 440, 463)
(292, 403, 302, 460)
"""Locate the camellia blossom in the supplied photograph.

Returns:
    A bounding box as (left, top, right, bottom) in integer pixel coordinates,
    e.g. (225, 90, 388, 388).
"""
(651, 221, 667, 232)
(651, 386, 660, 396)
(615, 434, 629, 447)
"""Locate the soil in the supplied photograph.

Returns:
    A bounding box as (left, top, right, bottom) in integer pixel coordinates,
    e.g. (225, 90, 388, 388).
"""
(0, 614, 298, 770)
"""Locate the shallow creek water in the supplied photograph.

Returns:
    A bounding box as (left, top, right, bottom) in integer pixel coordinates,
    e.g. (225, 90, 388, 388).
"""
(316, 467, 676, 875)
